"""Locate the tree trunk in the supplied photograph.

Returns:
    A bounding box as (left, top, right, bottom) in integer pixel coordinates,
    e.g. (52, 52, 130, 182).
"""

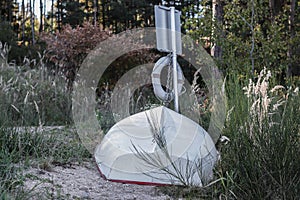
(289, 0, 295, 43)
(44, 0, 46, 20)
(51, 0, 54, 32)
(269, 0, 275, 21)
(102, 0, 106, 29)
(39, 0, 43, 32)
(287, 0, 297, 76)
(211, 0, 223, 59)
(93, 0, 98, 25)
(57, 0, 62, 32)
(85, 0, 89, 21)
(8, 0, 12, 22)
(30, 0, 35, 44)
(21, 0, 25, 41)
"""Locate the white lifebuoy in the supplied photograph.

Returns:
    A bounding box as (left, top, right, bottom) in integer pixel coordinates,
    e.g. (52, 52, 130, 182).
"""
(152, 56, 184, 102)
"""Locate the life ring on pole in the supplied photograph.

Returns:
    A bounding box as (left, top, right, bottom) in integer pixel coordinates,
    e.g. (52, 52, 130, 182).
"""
(152, 56, 184, 102)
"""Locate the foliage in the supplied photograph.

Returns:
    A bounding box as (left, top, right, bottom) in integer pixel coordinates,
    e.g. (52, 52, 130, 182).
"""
(156, 69, 299, 199)
(41, 22, 110, 88)
(0, 50, 90, 195)
(0, 43, 72, 126)
(0, 125, 90, 198)
(0, 21, 38, 63)
(184, 0, 300, 77)
(0, 49, 90, 195)
(220, 1, 282, 74)
(0, 38, 89, 198)
(219, 69, 300, 199)
(61, 1, 85, 27)
(96, 48, 161, 134)
(182, 0, 212, 47)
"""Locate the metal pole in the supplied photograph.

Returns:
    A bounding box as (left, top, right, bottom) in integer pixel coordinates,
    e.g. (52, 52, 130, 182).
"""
(170, 7, 179, 112)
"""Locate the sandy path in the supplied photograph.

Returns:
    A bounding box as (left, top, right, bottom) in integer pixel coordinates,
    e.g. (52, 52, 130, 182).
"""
(23, 162, 172, 200)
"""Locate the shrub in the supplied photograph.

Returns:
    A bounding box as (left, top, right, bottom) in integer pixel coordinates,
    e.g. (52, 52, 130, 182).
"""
(41, 22, 110, 88)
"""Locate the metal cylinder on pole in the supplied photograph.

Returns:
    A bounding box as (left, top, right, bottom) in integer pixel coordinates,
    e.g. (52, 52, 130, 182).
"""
(170, 7, 179, 112)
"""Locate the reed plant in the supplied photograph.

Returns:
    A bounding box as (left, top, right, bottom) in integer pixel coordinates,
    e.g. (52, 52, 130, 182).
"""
(146, 68, 299, 199)
(0, 43, 72, 126)
(219, 68, 300, 199)
(0, 44, 90, 198)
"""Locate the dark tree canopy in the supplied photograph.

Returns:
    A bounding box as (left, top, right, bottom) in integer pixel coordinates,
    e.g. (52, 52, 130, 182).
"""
(0, 0, 299, 75)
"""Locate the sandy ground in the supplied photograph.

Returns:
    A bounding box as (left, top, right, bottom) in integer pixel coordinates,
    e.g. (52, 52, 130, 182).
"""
(23, 161, 172, 200)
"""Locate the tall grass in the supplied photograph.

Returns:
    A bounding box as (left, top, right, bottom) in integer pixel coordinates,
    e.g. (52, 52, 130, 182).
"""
(219, 69, 300, 199)
(0, 44, 72, 126)
(0, 44, 90, 198)
(0, 126, 90, 199)
(157, 69, 299, 199)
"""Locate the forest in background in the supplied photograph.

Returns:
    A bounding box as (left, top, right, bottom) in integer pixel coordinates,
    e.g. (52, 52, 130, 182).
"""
(0, 0, 299, 78)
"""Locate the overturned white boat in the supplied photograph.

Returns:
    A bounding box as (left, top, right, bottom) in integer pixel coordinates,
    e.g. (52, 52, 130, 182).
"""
(95, 106, 218, 186)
